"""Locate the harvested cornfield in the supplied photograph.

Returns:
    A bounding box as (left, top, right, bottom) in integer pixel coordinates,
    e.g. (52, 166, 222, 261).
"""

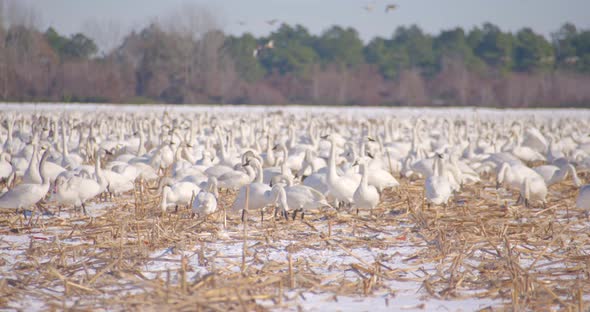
(0, 105, 589, 311)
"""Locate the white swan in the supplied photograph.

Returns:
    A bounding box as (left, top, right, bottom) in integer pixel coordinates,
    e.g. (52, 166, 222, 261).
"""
(497, 162, 546, 205)
(95, 154, 134, 197)
(160, 178, 201, 214)
(270, 174, 329, 219)
(425, 154, 452, 206)
(191, 176, 218, 218)
(231, 158, 277, 221)
(521, 176, 548, 208)
(352, 158, 380, 214)
(54, 172, 101, 214)
(364, 153, 399, 192)
(22, 143, 42, 184)
(0, 149, 51, 211)
(324, 135, 360, 208)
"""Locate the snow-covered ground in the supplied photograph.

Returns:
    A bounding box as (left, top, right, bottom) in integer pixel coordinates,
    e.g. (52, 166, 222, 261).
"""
(1, 103, 589, 311)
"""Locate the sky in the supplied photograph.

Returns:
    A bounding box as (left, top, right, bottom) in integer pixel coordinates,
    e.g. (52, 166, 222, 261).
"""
(20, 0, 590, 48)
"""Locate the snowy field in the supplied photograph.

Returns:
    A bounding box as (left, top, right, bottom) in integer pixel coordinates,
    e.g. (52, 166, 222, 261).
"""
(1, 103, 589, 311)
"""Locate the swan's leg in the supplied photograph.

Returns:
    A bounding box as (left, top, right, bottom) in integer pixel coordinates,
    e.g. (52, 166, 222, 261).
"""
(241, 209, 246, 223)
(283, 210, 289, 221)
(82, 203, 87, 215)
(175, 205, 179, 213)
(300, 211, 305, 220)
(260, 209, 264, 223)
(292, 210, 298, 221)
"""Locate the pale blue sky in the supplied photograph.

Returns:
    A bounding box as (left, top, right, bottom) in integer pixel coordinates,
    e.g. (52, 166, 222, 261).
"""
(27, 0, 590, 47)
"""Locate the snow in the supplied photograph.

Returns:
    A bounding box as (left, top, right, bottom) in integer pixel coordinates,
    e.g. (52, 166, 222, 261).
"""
(2, 103, 588, 311)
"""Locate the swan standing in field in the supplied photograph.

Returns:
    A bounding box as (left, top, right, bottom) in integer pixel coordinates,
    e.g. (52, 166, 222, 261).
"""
(231, 158, 277, 221)
(521, 176, 548, 208)
(191, 176, 218, 219)
(324, 135, 360, 208)
(425, 154, 452, 206)
(96, 152, 134, 198)
(54, 172, 101, 215)
(352, 158, 380, 215)
(22, 143, 43, 184)
(497, 161, 547, 205)
(364, 153, 399, 192)
(0, 149, 51, 212)
(270, 174, 329, 220)
(160, 178, 201, 214)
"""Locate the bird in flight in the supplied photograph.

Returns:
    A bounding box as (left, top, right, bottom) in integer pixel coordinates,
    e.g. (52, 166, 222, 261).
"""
(237, 20, 246, 26)
(385, 4, 398, 12)
(253, 40, 275, 58)
(266, 19, 278, 25)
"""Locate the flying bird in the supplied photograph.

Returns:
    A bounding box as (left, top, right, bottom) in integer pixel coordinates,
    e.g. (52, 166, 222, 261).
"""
(237, 20, 247, 26)
(253, 40, 274, 58)
(385, 4, 398, 12)
(266, 19, 278, 26)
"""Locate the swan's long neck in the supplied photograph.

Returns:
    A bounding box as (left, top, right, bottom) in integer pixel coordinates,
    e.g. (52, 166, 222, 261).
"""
(433, 157, 441, 177)
(138, 127, 146, 156)
(95, 153, 106, 189)
(360, 162, 369, 187)
(328, 139, 338, 181)
(280, 144, 289, 162)
(39, 150, 49, 185)
(161, 187, 169, 212)
(254, 162, 263, 184)
(61, 121, 69, 157)
(498, 163, 511, 185)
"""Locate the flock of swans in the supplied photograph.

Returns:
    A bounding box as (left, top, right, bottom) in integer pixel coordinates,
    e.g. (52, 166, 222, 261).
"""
(0, 107, 589, 222)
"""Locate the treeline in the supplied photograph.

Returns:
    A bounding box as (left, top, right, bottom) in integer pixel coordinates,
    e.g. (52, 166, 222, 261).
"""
(1, 9, 590, 106)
